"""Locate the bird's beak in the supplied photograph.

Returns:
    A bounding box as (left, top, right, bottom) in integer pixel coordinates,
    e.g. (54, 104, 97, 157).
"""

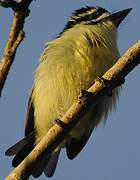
(105, 8, 132, 27)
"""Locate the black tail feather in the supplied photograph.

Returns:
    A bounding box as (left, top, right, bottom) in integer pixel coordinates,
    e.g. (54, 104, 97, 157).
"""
(12, 143, 33, 167)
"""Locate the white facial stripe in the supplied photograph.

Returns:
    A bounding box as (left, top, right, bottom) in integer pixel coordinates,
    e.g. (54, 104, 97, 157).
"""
(72, 8, 97, 19)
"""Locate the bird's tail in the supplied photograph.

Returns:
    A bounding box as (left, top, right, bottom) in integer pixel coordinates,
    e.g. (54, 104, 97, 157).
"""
(44, 150, 60, 177)
(5, 133, 61, 177)
(32, 149, 61, 178)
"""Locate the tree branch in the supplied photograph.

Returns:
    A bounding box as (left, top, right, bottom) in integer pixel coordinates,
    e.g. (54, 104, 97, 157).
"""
(6, 41, 140, 180)
(0, 0, 33, 96)
(0, 0, 19, 11)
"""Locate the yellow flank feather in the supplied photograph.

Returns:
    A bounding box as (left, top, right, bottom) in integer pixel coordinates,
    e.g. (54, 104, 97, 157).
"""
(32, 21, 120, 144)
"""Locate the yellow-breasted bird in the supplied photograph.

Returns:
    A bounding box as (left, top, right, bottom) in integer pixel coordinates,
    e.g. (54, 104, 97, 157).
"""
(5, 6, 132, 178)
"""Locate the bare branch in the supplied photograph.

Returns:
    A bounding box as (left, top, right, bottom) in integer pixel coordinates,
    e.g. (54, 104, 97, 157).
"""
(0, 0, 19, 10)
(0, 0, 33, 96)
(6, 41, 140, 180)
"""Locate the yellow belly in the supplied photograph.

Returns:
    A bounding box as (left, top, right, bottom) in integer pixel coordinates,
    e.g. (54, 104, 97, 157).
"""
(33, 34, 120, 144)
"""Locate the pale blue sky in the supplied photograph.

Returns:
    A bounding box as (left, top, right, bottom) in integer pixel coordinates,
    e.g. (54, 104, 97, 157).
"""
(0, 0, 140, 179)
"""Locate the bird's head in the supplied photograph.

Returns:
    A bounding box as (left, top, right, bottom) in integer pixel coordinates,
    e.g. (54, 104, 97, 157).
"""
(63, 6, 132, 32)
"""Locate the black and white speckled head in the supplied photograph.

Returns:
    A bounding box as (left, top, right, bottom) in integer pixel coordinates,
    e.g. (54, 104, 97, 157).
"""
(71, 6, 109, 22)
(62, 6, 132, 32)
(63, 6, 109, 30)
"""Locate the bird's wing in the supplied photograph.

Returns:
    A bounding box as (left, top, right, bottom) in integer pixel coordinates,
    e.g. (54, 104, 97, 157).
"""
(5, 132, 34, 156)
(24, 88, 36, 136)
(5, 89, 36, 167)
(66, 104, 99, 160)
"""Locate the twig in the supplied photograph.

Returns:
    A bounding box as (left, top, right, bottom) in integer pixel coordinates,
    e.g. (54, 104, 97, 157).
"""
(6, 41, 140, 180)
(0, 0, 33, 96)
(0, 0, 19, 11)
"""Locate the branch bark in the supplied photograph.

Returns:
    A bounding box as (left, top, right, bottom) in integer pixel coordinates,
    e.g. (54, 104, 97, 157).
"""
(6, 41, 140, 180)
(0, 0, 33, 96)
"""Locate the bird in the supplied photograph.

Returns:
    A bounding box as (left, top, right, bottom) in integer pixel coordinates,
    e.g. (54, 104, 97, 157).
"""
(5, 6, 132, 178)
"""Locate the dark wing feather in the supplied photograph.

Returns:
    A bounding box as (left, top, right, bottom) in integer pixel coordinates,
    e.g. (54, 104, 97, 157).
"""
(66, 105, 99, 159)
(12, 89, 36, 167)
(44, 150, 61, 177)
(12, 142, 33, 167)
(5, 89, 36, 167)
(5, 132, 34, 157)
(25, 89, 36, 136)
(66, 128, 94, 160)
